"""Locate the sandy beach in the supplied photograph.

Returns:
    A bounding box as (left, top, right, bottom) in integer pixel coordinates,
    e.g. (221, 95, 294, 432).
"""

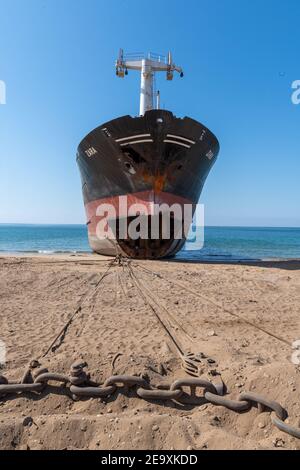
(0, 254, 300, 450)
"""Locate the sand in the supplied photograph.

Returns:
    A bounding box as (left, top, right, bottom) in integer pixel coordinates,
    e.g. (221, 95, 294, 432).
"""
(0, 254, 300, 450)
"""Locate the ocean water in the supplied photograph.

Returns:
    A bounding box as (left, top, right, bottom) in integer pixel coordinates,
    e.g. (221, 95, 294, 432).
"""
(0, 224, 300, 261)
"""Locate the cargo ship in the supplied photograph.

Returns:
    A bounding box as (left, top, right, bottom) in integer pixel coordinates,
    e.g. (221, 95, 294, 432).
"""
(77, 50, 220, 259)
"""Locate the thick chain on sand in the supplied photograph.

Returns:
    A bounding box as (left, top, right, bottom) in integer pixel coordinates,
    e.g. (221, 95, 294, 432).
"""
(1, 359, 300, 440)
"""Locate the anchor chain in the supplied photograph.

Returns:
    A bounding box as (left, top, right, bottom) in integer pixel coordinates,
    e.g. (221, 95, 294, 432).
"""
(1, 359, 300, 440)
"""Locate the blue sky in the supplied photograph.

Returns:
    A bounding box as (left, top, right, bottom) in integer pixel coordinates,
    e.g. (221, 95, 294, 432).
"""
(0, 0, 299, 226)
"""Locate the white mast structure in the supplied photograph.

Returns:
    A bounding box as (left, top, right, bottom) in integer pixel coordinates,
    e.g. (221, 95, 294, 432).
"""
(116, 50, 184, 116)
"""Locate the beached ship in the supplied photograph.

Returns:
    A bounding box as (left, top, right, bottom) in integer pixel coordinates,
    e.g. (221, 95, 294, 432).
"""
(77, 50, 219, 258)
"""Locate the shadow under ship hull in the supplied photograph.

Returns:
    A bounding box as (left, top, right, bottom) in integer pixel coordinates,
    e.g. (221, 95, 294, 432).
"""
(77, 109, 219, 259)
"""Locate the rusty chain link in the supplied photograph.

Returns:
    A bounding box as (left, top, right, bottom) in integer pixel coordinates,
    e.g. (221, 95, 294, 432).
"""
(1, 359, 300, 440)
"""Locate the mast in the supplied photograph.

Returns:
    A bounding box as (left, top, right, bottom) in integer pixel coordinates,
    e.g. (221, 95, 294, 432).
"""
(116, 49, 184, 116)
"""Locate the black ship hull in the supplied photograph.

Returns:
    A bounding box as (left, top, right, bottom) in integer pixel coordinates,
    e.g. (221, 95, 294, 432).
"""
(77, 110, 219, 259)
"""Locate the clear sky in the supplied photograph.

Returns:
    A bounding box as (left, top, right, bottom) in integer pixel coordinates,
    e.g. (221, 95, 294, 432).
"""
(0, 0, 299, 226)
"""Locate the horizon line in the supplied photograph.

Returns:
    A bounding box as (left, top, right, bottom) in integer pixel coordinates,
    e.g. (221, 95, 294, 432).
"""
(1, 223, 300, 229)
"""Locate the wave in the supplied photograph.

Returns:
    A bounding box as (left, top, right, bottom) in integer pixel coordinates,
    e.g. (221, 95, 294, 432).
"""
(37, 250, 90, 254)
(0, 249, 91, 254)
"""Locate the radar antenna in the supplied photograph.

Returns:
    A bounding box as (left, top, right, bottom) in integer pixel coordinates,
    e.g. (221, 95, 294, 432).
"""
(116, 50, 184, 115)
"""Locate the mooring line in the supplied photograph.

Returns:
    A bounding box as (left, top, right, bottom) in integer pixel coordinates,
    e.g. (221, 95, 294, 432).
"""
(118, 268, 128, 298)
(41, 261, 116, 358)
(126, 263, 184, 357)
(73, 271, 119, 340)
(132, 267, 195, 343)
(134, 263, 292, 347)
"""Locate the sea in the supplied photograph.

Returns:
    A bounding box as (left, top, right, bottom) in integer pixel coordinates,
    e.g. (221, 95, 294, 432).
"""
(0, 224, 300, 261)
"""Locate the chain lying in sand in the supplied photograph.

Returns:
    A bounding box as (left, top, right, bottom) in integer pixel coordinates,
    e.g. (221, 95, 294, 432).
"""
(3, 255, 299, 445)
(0, 359, 299, 440)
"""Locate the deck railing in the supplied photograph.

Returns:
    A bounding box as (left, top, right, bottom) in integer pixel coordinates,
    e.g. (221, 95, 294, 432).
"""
(123, 52, 167, 63)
